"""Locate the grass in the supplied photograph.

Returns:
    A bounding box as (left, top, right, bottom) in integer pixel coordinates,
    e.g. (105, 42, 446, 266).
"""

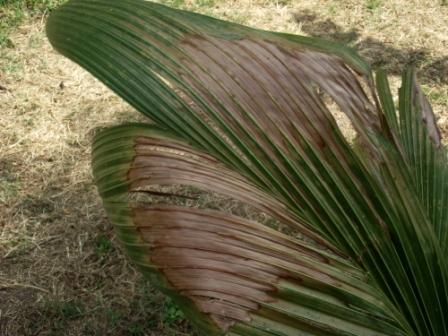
(0, 0, 65, 45)
(365, 0, 381, 11)
(1, 0, 447, 335)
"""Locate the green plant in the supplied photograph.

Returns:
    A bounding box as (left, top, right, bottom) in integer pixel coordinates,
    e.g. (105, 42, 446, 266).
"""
(46, 1, 448, 335)
(0, 0, 66, 46)
(161, 297, 185, 324)
(365, 0, 381, 11)
(95, 234, 112, 256)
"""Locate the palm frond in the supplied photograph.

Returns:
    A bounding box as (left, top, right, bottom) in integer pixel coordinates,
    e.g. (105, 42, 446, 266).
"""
(46, 1, 448, 335)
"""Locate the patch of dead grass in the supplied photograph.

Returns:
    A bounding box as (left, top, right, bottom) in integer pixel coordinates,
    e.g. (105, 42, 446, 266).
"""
(0, 0, 447, 335)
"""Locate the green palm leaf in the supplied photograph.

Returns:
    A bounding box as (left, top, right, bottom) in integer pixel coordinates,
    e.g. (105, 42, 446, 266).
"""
(46, 1, 447, 335)
(376, 69, 448, 252)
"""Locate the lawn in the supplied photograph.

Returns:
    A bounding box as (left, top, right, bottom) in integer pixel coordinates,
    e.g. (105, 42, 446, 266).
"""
(0, 0, 447, 335)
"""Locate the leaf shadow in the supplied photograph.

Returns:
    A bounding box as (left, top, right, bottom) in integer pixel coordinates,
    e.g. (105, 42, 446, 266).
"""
(294, 10, 448, 85)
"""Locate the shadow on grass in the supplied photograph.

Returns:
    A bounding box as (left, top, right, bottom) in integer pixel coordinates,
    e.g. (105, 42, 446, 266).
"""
(294, 10, 448, 85)
(1, 281, 195, 336)
(1, 151, 195, 336)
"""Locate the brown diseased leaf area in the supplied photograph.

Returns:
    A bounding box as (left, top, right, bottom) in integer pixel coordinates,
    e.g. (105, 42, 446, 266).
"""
(128, 137, 345, 331)
(129, 137, 335, 251)
(180, 36, 379, 162)
(134, 205, 327, 331)
(413, 77, 441, 147)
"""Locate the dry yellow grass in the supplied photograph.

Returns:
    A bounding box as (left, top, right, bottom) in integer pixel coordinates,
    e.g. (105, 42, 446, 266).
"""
(1, 0, 447, 335)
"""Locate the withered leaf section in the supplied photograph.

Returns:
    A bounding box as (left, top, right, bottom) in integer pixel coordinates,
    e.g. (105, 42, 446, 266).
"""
(92, 124, 405, 336)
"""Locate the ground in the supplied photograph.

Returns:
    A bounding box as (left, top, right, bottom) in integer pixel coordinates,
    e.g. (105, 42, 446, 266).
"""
(0, 0, 447, 335)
